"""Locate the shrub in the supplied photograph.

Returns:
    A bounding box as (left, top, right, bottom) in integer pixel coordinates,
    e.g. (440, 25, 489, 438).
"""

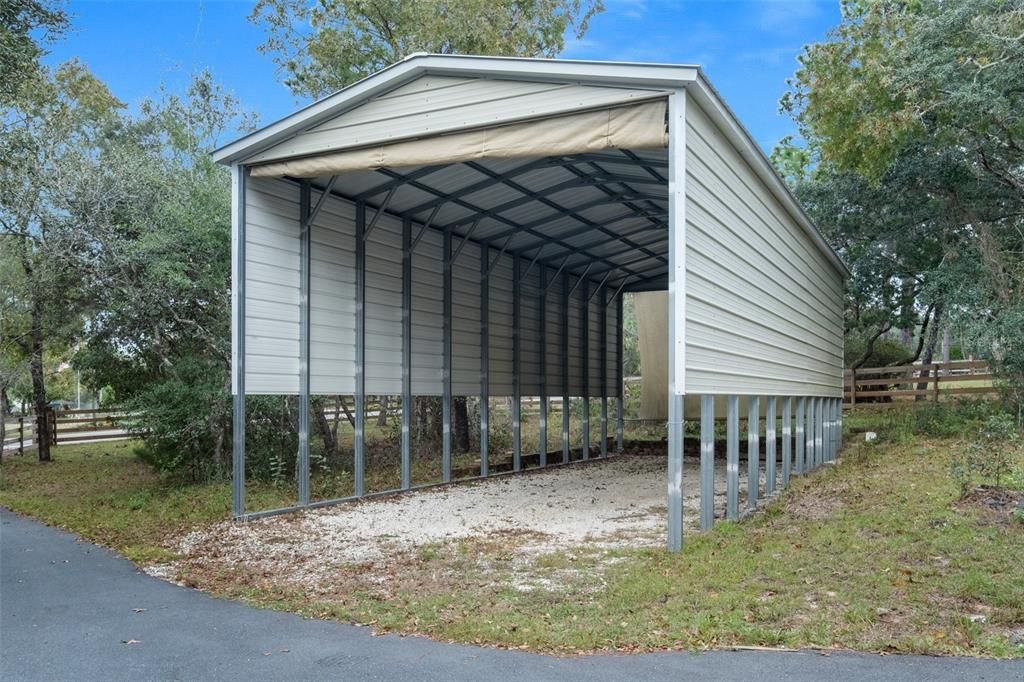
(949, 413, 1022, 497)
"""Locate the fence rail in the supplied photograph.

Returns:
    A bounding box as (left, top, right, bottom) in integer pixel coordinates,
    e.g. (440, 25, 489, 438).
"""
(2, 407, 135, 454)
(844, 360, 998, 407)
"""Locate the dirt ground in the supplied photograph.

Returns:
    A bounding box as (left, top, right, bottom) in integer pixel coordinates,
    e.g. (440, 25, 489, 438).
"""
(173, 454, 761, 587)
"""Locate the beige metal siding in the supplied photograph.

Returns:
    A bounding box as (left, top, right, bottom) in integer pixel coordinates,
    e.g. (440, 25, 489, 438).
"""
(247, 75, 665, 165)
(684, 101, 844, 397)
(244, 178, 301, 394)
(243, 177, 619, 397)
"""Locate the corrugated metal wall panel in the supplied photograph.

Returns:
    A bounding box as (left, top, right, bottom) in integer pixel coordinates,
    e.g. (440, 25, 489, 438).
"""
(244, 177, 621, 398)
(309, 189, 356, 395)
(684, 101, 844, 397)
(488, 256, 515, 395)
(245, 178, 301, 394)
(451, 240, 482, 395)
(248, 76, 664, 164)
(411, 228, 444, 395)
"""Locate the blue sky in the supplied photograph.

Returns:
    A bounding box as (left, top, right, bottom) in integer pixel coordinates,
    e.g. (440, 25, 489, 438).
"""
(48, 0, 841, 152)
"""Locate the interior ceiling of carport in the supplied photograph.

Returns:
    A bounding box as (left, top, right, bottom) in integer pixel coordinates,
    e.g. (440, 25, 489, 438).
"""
(297, 148, 670, 291)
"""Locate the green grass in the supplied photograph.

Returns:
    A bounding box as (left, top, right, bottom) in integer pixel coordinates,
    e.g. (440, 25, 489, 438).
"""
(2, 414, 1023, 657)
(0, 441, 301, 562)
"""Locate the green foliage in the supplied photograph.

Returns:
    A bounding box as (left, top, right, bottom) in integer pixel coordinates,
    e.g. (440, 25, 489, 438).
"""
(950, 413, 1023, 496)
(0, 0, 68, 106)
(781, 0, 1024, 408)
(843, 335, 913, 368)
(250, 0, 604, 98)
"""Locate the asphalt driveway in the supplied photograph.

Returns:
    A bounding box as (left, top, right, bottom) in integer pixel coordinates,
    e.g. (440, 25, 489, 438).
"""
(1, 508, 1020, 681)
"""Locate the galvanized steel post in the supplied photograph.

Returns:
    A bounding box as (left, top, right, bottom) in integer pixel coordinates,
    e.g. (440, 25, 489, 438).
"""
(442, 226, 452, 482)
(231, 165, 246, 518)
(480, 241, 490, 478)
(581, 279, 590, 459)
(666, 86, 687, 553)
(599, 283, 608, 457)
(297, 181, 311, 506)
(561, 272, 570, 464)
(726, 394, 739, 520)
(400, 214, 412, 490)
(805, 397, 815, 471)
(747, 396, 760, 510)
(765, 396, 776, 497)
(700, 394, 714, 531)
(354, 201, 366, 497)
(795, 396, 805, 474)
(538, 263, 548, 467)
(512, 253, 522, 471)
(782, 397, 792, 485)
(616, 293, 624, 453)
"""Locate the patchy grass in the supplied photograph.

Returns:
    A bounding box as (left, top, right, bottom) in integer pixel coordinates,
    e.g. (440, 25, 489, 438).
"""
(2, 416, 1023, 658)
(0, 441, 295, 562)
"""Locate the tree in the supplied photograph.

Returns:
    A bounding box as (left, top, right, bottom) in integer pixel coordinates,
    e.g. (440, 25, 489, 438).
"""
(70, 72, 256, 479)
(0, 61, 123, 461)
(779, 0, 1023, 402)
(250, 0, 603, 98)
(0, 0, 68, 106)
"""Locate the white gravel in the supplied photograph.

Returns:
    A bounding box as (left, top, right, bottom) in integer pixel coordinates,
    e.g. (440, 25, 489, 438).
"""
(179, 455, 757, 578)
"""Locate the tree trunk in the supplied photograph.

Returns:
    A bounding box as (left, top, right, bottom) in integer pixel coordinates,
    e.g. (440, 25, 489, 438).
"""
(313, 402, 339, 466)
(916, 303, 944, 401)
(29, 297, 50, 462)
(453, 396, 470, 453)
(377, 396, 388, 427)
(0, 385, 8, 449)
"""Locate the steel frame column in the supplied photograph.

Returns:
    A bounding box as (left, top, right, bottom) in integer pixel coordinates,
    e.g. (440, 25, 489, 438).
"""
(512, 253, 522, 471)
(837, 398, 843, 453)
(538, 263, 548, 467)
(806, 397, 815, 471)
(561, 272, 570, 464)
(401, 215, 412, 490)
(581, 279, 590, 460)
(297, 181, 312, 506)
(599, 283, 608, 457)
(666, 86, 687, 553)
(354, 201, 367, 497)
(615, 294, 624, 453)
(442, 227, 453, 482)
(700, 394, 714, 531)
(765, 396, 776, 497)
(782, 397, 792, 486)
(815, 397, 824, 468)
(747, 396, 760, 511)
(231, 165, 246, 518)
(726, 394, 739, 521)
(795, 396, 806, 474)
(480, 241, 490, 478)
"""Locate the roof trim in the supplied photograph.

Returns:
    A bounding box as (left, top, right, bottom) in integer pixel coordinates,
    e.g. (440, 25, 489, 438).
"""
(214, 53, 848, 277)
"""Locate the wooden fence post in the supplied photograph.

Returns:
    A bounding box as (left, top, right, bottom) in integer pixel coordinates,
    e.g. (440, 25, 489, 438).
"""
(849, 367, 857, 407)
(18, 416, 24, 455)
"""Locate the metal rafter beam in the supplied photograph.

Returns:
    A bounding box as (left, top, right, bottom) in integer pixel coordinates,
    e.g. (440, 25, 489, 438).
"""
(463, 160, 668, 270)
(375, 168, 644, 280)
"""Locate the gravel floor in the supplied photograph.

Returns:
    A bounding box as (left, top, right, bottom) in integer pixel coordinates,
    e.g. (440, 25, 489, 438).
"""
(178, 454, 763, 578)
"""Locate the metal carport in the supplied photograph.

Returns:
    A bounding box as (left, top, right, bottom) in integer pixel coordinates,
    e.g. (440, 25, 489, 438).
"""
(214, 54, 849, 551)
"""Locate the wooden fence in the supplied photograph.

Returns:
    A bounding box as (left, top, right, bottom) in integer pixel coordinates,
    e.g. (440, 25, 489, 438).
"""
(844, 360, 998, 407)
(2, 407, 135, 454)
